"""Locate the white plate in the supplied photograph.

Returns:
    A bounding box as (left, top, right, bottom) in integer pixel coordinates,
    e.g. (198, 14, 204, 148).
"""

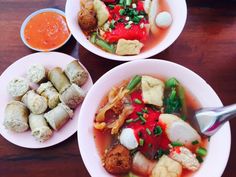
(65, 0, 187, 61)
(78, 59, 231, 177)
(0, 52, 93, 148)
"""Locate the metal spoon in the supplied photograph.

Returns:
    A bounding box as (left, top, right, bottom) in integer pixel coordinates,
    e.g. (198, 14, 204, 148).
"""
(193, 104, 236, 136)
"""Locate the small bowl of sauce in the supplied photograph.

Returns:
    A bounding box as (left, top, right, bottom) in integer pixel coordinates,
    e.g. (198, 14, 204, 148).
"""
(20, 8, 71, 51)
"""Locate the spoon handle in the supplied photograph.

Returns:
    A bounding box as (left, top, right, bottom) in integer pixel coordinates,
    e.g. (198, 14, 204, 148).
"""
(216, 103, 236, 123)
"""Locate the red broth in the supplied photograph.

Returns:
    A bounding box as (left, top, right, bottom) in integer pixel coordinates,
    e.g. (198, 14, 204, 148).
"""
(93, 77, 208, 177)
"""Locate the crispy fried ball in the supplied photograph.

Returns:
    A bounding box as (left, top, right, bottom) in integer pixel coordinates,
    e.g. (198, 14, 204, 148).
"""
(78, 8, 97, 31)
(104, 144, 132, 174)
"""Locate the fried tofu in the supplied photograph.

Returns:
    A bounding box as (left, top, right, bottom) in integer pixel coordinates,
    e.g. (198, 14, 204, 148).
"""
(93, 0, 109, 26)
(115, 39, 144, 55)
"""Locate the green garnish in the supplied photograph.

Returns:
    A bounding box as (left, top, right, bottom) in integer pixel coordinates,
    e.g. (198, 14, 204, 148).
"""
(181, 115, 187, 121)
(108, 4, 115, 9)
(196, 155, 203, 163)
(165, 77, 179, 88)
(142, 108, 148, 113)
(136, 112, 143, 116)
(89, 33, 97, 44)
(125, 0, 132, 6)
(119, 0, 125, 5)
(146, 128, 152, 135)
(139, 11, 146, 16)
(153, 126, 162, 136)
(191, 140, 199, 145)
(169, 88, 176, 101)
(126, 118, 133, 123)
(139, 116, 146, 123)
(148, 143, 152, 147)
(119, 9, 126, 15)
(133, 117, 140, 122)
(171, 141, 183, 147)
(139, 138, 144, 146)
(196, 147, 207, 157)
(155, 149, 170, 159)
(127, 75, 141, 91)
(95, 37, 115, 53)
(125, 24, 131, 29)
(134, 98, 142, 104)
(132, 16, 141, 24)
(118, 18, 125, 22)
(138, 131, 142, 137)
(109, 20, 116, 29)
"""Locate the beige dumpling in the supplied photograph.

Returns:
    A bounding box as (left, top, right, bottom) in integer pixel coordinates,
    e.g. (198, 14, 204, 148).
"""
(141, 76, 164, 107)
(27, 64, 46, 83)
(116, 39, 144, 56)
(151, 155, 182, 177)
(93, 0, 109, 26)
(7, 77, 29, 98)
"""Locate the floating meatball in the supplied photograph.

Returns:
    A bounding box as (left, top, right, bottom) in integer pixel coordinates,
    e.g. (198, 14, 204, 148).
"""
(104, 144, 132, 174)
(4, 101, 29, 132)
(78, 8, 97, 31)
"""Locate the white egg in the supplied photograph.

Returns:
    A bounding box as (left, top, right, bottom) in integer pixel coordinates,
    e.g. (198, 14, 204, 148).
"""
(155, 11, 172, 29)
(119, 128, 138, 150)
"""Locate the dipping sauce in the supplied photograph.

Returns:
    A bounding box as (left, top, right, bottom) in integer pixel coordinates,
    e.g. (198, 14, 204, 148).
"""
(24, 11, 70, 51)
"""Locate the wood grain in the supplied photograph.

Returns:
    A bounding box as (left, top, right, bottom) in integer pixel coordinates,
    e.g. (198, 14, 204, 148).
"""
(0, 0, 235, 177)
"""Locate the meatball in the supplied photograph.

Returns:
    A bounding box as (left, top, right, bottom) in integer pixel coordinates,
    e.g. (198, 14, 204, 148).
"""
(78, 8, 97, 31)
(104, 144, 132, 174)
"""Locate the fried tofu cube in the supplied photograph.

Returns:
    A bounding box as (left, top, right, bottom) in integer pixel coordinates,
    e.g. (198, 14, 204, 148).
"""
(141, 76, 164, 106)
(115, 39, 144, 56)
(93, 0, 109, 26)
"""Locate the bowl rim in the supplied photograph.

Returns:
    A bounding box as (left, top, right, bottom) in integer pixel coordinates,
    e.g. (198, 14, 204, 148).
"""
(65, 0, 188, 61)
(20, 8, 72, 52)
(77, 59, 231, 177)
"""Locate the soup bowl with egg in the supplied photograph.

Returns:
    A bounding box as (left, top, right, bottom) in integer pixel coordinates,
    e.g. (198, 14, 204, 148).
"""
(77, 59, 231, 177)
(65, 0, 187, 61)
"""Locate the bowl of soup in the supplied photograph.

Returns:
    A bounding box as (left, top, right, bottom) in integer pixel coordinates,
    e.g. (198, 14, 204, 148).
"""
(65, 0, 187, 61)
(20, 8, 71, 51)
(77, 59, 231, 177)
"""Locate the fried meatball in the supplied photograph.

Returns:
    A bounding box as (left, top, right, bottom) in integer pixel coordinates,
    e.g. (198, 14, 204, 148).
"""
(104, 144, 132, 174)
(78, 8, 97, 31)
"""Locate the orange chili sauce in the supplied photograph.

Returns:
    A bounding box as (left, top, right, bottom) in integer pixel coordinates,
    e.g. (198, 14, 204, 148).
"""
(24, 11, 70, 51)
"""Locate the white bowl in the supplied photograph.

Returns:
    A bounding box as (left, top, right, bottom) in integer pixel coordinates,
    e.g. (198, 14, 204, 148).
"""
(78, 59, 231, 177)
(65, 0, 187, 61)
(20, 8, 71, 52)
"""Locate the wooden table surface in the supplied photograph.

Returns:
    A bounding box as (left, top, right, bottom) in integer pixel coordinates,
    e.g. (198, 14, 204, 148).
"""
(0, 0, 235, 176)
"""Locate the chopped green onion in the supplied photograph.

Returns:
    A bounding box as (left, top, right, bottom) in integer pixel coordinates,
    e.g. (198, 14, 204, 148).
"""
(138, 131, 142, 137)
(118, 18, 125, 22)
(181, 115, 187, 121)
(119, 0, 125, 5)
(133, 117, 140, 122)
(146, 128, 152, 135)
(148, 143, 152, 147)
(196, 155, 203, 163)
(132, 16, 141, 24)
(165, 77, 179, 88)
(134, 98, 142, 104)
(109, 20, 116, 29)
(139, 10, 146, 15)
(196, 147, 207, 157)
(142, 108, 148, 113)
(95, 37, 115, 53)
(153, 126, 162, 136)
(139, 138, 144, 146)
(139, 116, 146, 123)
(127, 75, 142, 91)
(138, 15, 144, 18)
(119, 9, 126, 15)
(191, 140, 199, 145)
(126, 118, 133, 123)
(171, 141, 183, 147)
(125, 0, 132, 6)
(132, 3, 137, 8)
(108, 4, 115, 9)
(136, 112, 143, 116)
(89, 33, 97, 44)
(125, 24, 131, 29)
(169, 88, 176, 101)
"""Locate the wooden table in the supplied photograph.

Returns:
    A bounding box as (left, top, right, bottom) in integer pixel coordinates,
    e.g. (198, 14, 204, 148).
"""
(0, 0, 235, 176)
